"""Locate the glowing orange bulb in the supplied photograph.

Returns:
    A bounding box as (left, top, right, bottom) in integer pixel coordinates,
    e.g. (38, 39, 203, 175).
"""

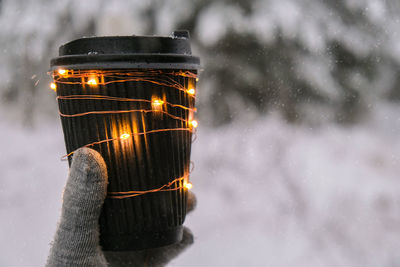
(152, 99, 164, 110)
(187, 88, 196, 95)
(190, 120, 198, 128)
(50, 82, 57, 91)
(184, 181, 193, 190)
(58, 69, 67, 75)
(153, 99, 164, 105)
(120, 133, 130, 140)
(87, 78, 97, 86)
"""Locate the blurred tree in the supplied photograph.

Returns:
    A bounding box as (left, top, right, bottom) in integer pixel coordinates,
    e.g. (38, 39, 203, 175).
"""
(0, 0, 102, 125)
(168, 0, 400, 124)
(1, 0, 400, 125)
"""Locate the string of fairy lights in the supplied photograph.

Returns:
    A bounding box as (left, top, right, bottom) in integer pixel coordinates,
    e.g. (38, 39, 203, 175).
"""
(50, 69, 197, 198)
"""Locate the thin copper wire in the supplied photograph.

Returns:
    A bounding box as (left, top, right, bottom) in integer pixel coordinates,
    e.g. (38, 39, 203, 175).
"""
(54, 69, 197, 79)
(61, 127, 192, 160)
(52, 70, 197, 96)
(55, 78, 186, 93)
(55, 69, 197, 198)
(108, 177, 186, 199)
(59, 108, 189, 123)
(57, 95, 196, 112)
(173, 71, 198, 79)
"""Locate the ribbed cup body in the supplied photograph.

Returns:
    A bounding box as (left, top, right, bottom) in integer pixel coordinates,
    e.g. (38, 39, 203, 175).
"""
(56, 69, 196, 250)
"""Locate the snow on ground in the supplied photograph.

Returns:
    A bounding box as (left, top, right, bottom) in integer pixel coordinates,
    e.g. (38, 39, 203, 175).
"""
(1, 105, 400, 266)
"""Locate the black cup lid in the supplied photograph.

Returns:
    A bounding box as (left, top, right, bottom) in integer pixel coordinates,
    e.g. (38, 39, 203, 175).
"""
(50, 31, 200, 70)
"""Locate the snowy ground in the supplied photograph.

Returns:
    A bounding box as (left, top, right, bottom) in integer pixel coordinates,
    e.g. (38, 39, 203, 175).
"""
(1, 105, 400, 266)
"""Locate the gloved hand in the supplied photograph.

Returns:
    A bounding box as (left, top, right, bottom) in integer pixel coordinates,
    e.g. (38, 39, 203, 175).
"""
(46, 147, 196, 267)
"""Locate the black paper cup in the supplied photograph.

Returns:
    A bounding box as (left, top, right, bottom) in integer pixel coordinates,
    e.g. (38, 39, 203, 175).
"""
(50, 31, 200, 251)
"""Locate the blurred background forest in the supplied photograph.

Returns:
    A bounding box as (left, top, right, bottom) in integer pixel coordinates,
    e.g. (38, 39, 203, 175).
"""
(1, 0, 400, 266)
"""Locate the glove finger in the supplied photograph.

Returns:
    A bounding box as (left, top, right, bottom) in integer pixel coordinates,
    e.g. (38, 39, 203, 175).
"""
(46, 147, 108, 267)
(61, 147, 108, 228)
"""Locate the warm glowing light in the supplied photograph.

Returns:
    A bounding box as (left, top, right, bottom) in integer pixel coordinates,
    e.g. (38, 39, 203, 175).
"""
(50, 82, 57, 90)
(152, 99, 164, 111)
(58, 69, 67, 75)
(120, 133, 130, 140)
(187, 88, 196, 95)
(196, 78, 199, 82)
(184, 181, 193, 190)
(87, 78, 98, 86)
(190, 120, 198, 128)
(152, 99, 164, 106)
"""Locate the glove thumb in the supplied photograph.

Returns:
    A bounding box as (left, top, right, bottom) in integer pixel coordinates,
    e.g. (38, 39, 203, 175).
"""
(46, 147, 108, 267)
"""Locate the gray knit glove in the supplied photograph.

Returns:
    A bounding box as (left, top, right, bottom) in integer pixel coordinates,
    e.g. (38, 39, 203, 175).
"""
(46, 147, 196, 267)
